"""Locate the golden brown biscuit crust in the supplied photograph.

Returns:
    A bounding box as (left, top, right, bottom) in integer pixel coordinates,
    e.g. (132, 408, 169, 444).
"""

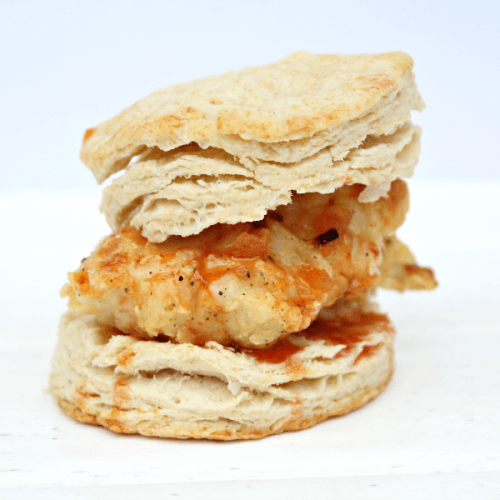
(81, 51, 422, 184)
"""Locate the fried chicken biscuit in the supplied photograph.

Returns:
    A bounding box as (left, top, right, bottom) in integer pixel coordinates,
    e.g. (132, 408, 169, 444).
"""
(50, 51, 436, 439)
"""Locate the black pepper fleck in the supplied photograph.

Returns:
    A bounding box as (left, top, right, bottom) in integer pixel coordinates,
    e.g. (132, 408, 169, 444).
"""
(179, 276, 184, 281)
(315, 229, 339, 246)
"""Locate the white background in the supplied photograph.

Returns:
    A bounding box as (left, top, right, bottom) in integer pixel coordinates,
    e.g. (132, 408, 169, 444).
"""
(1, 1, 499, 498)
(1, 0, 499, 192)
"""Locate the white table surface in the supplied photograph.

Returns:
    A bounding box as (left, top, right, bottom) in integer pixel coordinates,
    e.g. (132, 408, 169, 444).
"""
(1, 181, 499, 499)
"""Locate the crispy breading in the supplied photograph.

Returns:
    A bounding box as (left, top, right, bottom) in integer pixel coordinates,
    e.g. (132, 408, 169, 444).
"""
(379, 236, 437, 291)
(62, 180, 428, 348)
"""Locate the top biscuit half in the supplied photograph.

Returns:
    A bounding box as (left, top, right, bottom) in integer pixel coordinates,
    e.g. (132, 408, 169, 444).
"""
(81, 51, 424, 242)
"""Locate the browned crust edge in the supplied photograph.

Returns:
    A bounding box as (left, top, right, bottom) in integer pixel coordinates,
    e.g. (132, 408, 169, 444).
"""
(54, 360, 393, 441)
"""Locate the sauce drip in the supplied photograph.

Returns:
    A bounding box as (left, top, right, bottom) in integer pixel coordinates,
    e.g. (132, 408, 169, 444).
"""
(242, 339, 303, 364)
(306, 310, 391, 345)
(242, 309, 391, 364)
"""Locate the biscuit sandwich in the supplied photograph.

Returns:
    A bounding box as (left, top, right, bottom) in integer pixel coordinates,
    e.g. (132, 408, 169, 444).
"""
(50, 51, 437, 440)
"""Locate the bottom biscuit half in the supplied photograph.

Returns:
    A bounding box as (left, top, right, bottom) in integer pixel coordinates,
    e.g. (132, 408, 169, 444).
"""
(50, 309, 394, 440)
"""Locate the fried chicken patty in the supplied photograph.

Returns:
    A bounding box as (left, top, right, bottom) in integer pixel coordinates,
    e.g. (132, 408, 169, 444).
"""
(62, 180, 435, 348)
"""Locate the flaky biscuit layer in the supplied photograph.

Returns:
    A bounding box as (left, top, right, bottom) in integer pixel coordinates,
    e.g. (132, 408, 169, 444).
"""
(82, 52, 422, 184)
(101, 122, 420, 241)
(50, 307, 394, 440)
